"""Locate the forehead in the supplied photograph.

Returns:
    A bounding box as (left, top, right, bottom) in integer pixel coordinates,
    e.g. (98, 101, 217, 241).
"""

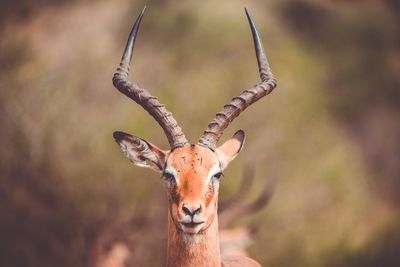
(166, 145, 220, 172)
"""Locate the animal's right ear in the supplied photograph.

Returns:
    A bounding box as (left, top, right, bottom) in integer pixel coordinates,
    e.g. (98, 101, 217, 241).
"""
(216, 130, 246, 170)
(113, 131, 167, 173)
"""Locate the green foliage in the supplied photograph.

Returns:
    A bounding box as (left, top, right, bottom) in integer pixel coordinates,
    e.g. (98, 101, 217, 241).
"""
(0, 0, 399, 266)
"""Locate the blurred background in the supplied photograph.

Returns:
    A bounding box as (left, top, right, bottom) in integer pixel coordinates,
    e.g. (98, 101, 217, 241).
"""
(1, 0, 399, 266)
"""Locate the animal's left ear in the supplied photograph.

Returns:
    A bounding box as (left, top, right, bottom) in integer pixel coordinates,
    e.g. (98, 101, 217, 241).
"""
(216, 130, 245, 170)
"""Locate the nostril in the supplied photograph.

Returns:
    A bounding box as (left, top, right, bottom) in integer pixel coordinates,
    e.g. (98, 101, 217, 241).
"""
(182, 204, 202, 217)
(193, 205, 201, 215)
(182, 205, 192, 216)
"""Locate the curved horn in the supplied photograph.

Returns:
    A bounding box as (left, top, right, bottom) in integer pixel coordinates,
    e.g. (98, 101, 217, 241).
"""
(198, 8, 277, 149)
(113, 7, 188, 148)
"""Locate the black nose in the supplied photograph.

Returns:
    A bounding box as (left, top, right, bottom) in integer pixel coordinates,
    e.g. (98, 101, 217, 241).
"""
(182, 203, 202, 217)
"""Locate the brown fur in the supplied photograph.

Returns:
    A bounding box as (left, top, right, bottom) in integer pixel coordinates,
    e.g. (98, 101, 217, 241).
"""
(165, 145, 261, 266)
(115, 133, 262, 266)
(167, 212, 221, 267)
(166, 146, 220, 236)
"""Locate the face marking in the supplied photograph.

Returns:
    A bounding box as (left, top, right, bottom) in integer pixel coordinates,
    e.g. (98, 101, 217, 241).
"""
(205, 163, 222, 184)
(164, 145, 221, 234)
(164, 166, 179, 184)
(115, 131, 245, 235)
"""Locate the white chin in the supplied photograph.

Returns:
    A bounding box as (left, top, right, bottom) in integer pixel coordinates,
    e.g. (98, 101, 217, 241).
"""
(181, 224, 204, 234)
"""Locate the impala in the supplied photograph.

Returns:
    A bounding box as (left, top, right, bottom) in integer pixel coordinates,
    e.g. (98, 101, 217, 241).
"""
(112, 6, 277, 267)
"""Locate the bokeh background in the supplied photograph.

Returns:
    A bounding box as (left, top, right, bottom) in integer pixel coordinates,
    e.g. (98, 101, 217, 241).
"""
(1, 0, 399, 266)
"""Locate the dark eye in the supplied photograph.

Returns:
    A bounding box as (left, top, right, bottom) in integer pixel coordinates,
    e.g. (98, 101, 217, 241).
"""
(212, 172, 223, 180)
(164, 172, 175, 182)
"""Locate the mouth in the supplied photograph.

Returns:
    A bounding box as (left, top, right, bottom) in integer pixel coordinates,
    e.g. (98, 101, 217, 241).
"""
(179, 220, 205, 234)
(181, 221, 204, 228)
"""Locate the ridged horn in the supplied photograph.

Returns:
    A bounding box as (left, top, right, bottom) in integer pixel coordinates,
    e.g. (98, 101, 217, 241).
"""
(198, 8, 277, 149)
(112, 6, 188, 148)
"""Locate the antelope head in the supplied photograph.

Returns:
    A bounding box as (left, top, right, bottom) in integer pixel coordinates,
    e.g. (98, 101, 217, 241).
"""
(112, 7, 276, 236)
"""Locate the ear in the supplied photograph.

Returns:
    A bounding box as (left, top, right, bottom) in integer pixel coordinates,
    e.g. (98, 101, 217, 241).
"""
(216, 130, 245, 170)
(113, 131, 167, 173)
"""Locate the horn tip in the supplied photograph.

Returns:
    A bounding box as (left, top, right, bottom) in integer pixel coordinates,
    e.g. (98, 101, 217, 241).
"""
(141, 5, 147, 14)
(244, 7, 251, 18)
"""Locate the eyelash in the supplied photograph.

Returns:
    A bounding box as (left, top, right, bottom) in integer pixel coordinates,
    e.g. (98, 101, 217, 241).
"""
(163, 172, 175, 182)
(212, 172, 223, 181)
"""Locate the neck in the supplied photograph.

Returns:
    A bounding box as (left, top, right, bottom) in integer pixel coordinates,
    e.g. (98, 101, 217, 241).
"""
(166, 213, 221, 267)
